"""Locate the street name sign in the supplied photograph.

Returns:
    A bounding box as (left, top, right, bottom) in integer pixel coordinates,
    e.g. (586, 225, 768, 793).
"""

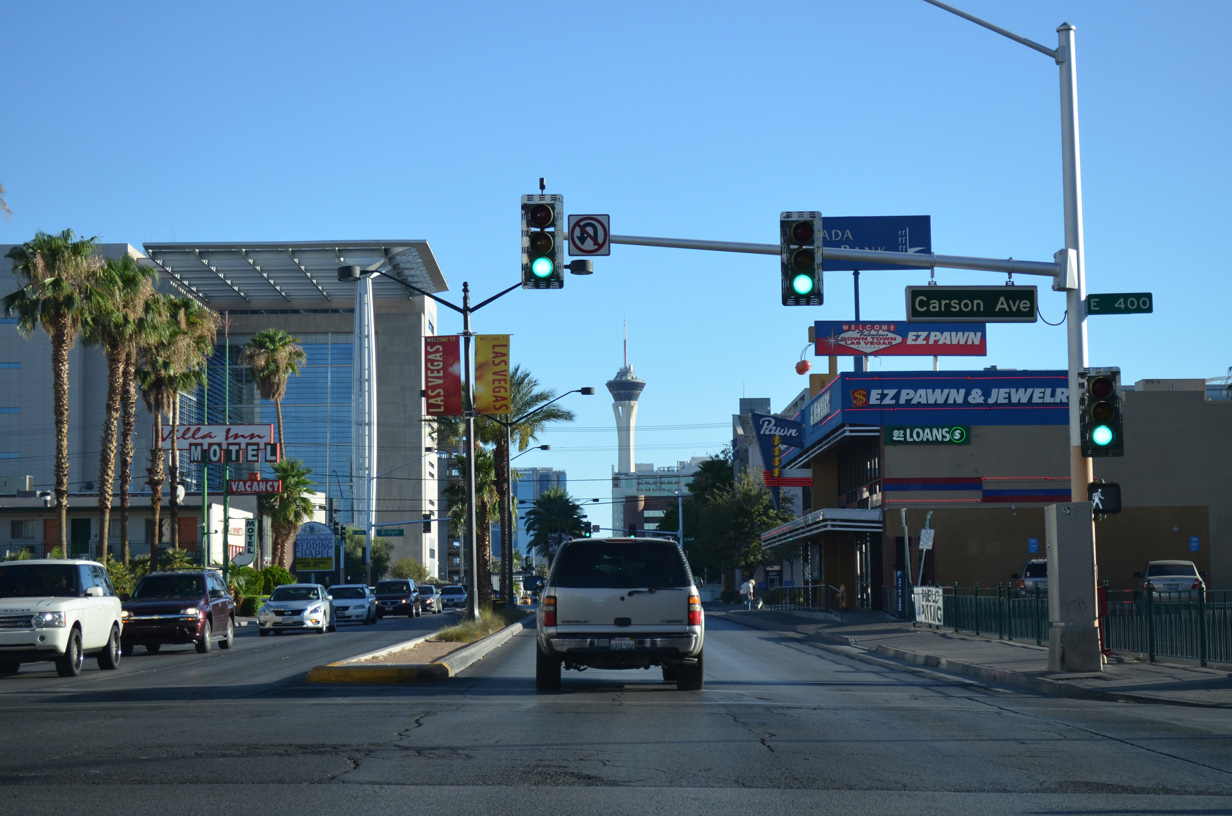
(1085, 292, 1153, 315)
(906, 285, 1038, 323)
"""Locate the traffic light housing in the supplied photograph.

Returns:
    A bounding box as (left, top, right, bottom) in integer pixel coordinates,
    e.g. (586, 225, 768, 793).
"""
(521, 193, 565, 289)
(1079, 366, 1124, 457)
(1087, 480, 1122, 515)
(780, 211, 823, 306)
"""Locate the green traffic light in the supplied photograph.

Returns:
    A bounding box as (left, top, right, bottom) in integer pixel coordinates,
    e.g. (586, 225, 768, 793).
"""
(1091, 425, 1115, 447)
(531, 256, 554, 278)
(791, 272, 815, 296)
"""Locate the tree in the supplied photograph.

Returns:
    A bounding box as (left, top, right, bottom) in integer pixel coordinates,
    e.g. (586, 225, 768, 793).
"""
(265, 458, 315, 569)
(3, 230, 103, 553)
(135, 295, 218, 568)
(343, 532, 392, 583)
(524, 487, 588, 564)
(0, 182, 10, 220)
(656, 448, 735, 573)
(81, 255, 157, 564)
(694, 472, 795, 577)
(485, 365, 577, 603)
(238, 328, 305, 452)
(443, 446, 499, 608)
(389, 558, 428, 582)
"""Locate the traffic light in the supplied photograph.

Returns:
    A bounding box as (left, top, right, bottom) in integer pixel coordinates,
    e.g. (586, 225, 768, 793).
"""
(521, 193, 565, 290)
(580, 522, 592, 538)
(422, 512, 432, 533)
(780, 211, 823, 306)
(1079, 367, 1124, 457)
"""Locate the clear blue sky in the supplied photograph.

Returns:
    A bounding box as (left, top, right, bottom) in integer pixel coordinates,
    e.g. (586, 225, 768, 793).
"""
(4, 1, 1229, 530)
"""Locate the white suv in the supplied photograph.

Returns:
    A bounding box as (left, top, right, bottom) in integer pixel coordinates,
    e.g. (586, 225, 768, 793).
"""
(536, 537, 705, 691)
(0, 559, 124, 677)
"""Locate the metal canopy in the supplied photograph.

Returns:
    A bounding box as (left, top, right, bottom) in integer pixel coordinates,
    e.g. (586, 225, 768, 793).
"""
(761, 507, 883, 550)
(142, 240, 447, 305)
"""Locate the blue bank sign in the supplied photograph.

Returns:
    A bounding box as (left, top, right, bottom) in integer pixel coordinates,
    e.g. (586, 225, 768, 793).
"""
(822, 216, 932, 271)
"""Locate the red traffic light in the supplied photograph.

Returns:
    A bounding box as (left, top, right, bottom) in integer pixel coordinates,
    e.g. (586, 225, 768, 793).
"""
(529, 203, 554, 228)
(1089, 376, 1114, 399)
(791, 220, 815, 244)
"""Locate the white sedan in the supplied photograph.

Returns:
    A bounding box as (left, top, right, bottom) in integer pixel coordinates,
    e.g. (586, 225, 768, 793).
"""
(257, 584, 336, 635)
(326, 584, 378, 625)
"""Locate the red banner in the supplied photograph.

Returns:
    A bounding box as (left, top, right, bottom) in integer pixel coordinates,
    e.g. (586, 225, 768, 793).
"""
(474, 334, 511, 415)
(424, 335, 463, 416)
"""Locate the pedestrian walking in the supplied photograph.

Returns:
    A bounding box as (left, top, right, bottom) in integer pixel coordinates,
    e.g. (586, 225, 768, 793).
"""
(740, 577, 756, 610)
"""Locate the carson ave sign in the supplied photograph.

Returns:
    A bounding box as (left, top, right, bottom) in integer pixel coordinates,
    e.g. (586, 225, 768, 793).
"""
(906, 285, 1038, 323)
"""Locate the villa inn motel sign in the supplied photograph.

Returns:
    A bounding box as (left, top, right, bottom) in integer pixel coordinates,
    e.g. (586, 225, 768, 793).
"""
(160, 424, 281, 469)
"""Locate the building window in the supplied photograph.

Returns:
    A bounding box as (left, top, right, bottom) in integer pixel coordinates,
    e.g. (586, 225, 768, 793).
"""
(0, 363, 18, 368)
(10, 520, 35, 539)
(0, 453, 17, 460)
(0, 407, 18, 413)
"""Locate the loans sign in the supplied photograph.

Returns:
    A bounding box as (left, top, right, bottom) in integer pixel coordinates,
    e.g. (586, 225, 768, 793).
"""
(883, 426, 970, 445)
(906, 285, 1038, 323)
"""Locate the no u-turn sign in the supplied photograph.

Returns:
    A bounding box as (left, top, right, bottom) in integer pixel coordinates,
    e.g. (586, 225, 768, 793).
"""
(568, 214, 611, 256)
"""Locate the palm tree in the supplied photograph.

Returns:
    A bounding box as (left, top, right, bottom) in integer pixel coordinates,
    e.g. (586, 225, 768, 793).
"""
(0, 182, 11, 220)
(3, 230, 102, 553)
(266, 459, 315, 569)
(238, 328, 305, 453)
(443, 446, 499, 608)
(135, 295, 218, 568)
(81, 255, 157, 564)
(163, 299, 219, 552)
(524, 487, 587, 565)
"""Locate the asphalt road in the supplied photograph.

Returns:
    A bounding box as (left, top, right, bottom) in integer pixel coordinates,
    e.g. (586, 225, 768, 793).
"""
(1, 614, 1229, 815)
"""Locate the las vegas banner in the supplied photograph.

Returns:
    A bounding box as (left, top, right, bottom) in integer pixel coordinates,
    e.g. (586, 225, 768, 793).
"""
(474, 334, 511, 415)
(424, 335, 463, 416)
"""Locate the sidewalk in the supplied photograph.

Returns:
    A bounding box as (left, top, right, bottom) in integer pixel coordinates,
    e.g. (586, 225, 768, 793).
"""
(711, 604, 1231, 708)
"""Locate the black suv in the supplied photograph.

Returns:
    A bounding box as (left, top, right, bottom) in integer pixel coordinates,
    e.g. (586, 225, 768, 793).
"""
(374, 579, 421, 618)
(121, 570, 235, 655)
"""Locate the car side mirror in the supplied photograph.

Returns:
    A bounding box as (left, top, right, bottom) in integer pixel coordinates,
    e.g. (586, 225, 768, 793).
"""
(326, 595, 333, 600)
(85, 586, 104, 597)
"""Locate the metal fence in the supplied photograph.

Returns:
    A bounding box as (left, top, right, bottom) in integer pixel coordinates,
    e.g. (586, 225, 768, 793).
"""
(923, 583, 1232, 667)
(764, 584, 845, 620)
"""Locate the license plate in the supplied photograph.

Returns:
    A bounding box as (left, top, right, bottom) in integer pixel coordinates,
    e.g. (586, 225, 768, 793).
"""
(610, 638, 635, 650)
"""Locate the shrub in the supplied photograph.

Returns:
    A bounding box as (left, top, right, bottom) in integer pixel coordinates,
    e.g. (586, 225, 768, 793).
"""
(259, 565, 296, 593)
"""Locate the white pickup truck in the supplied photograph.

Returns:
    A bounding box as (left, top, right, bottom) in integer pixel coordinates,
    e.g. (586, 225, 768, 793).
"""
(535, 537, 705, 691)
(0, 559, 124, 677)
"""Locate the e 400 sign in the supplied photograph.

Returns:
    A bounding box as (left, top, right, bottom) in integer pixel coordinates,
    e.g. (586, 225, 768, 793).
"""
(1085, 292, 1153, 315)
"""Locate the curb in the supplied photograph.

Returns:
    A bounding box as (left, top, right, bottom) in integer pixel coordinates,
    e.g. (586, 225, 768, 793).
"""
(305, 614, 532, 685)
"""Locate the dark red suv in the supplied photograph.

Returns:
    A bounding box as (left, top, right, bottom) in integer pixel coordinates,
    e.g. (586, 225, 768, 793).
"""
(121, 570, 235, 655)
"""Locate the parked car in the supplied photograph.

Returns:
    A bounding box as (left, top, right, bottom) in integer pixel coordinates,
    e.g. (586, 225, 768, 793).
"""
(1135, 560, 1206, 599)
(1013, 559, 1048, 597)
(535, 536, 705, 691)
(256, 584, 336, 635)
(439, 584, 468, 610)
(121, 569, 235, 655)
(0, 559, 124, 677)
(326, 584, 378, 625)
(417, 585, 443, 614)
(374, 579, 421, 617)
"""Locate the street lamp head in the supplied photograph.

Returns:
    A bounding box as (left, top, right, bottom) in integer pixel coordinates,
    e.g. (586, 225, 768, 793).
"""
(580, 387, 595, 395)
(337, 265, 361, 282)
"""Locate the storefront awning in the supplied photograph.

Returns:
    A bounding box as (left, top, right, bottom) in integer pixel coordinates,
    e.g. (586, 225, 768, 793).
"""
(761, 507, 883, 549)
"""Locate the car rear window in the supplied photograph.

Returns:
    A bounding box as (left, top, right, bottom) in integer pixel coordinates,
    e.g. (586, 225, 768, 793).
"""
(1146, 562, 1198, 578)
(1023, 563, 1046, 578)
(132, 575, 204, 599)
(551, 541, 690, 589)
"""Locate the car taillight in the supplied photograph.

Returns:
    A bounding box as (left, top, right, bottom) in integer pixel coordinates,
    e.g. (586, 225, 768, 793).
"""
(688, 595, 702, 626)
(1019, 579, 1026, 590)
(1192, 579, 1202, 590)
(542, 596, 556, 627)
